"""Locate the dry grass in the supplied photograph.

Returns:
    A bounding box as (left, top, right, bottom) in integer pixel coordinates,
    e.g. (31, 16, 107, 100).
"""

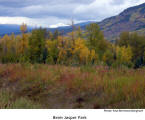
(0, 64, 145, 109)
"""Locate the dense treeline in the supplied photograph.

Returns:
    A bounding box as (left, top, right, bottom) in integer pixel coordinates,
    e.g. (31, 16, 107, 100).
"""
(0, 23, 145, 68)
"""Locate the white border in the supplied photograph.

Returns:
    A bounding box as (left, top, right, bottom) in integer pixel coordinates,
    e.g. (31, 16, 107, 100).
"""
(0, 109, 144, 120)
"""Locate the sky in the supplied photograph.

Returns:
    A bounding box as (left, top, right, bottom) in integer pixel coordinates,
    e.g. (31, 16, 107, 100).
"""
(0, 0, 145, 28)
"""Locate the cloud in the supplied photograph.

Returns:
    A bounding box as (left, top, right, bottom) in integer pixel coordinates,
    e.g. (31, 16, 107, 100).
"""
(73, 0, 145, 21)
(0, 0, 145, 27)
(0, 16, 70, 27)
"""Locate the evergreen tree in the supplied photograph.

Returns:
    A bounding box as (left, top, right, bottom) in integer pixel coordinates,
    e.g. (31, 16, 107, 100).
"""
(53, 29, 59, 40)
(28, 28, 46, 63)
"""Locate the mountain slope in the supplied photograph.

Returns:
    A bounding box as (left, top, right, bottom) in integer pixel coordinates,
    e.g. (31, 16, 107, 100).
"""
(98, 3, 145, 40)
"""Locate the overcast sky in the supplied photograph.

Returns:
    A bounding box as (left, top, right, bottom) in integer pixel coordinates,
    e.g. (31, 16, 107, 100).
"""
(0, 0, 145, 27)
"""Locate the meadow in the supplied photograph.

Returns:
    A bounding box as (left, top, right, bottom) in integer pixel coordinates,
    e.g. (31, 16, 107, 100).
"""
(0, 64, 144, 109)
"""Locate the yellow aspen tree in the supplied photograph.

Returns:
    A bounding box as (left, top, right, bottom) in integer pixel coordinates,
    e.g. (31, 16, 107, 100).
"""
(1, 34, 10, 54)
(57, 36, 67, 62)
(19, 23, 28, 55)
(20, 23, 27, 33)
(72, 38, 91, 64)
(116, 46, 133, 64)
(79, 47, 90, 64)
(121, 46, 132, 63)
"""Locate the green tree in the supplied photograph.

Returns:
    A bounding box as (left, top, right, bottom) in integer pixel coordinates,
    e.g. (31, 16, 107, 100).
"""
(103, 50, 114, 66)
(117, 32, 145, 67)
(86, 23, 108, 59)
(28, 28, 46, 63)
(117, 32, 130, 47)
(53, 30, 60, 40)
(76, 26, 83, 38)
(46, 39, 59, 64)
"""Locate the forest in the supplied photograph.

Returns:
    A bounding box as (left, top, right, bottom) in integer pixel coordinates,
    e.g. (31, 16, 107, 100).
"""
(0, 23, 145, 68)
(0, 23, 145, 109)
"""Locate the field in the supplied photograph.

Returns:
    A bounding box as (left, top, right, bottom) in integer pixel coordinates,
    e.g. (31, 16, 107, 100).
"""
(0, 64, 145, 109)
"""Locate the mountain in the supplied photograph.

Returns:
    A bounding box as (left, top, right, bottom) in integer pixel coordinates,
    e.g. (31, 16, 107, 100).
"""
(98, 2, 145, 41)
(49, 23, 69, 28)
(0, 24, 20, 36)
(0, 21, 94, 36)
(0, 24, 33, 36)
(47, 21, 95, 34)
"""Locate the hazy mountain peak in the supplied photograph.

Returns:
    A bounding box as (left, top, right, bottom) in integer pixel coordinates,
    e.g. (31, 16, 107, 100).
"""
(49, 23, 69, 28)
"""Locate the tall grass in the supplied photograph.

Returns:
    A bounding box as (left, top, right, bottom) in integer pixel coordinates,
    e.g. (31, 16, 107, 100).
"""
(0, 64, 144, 109)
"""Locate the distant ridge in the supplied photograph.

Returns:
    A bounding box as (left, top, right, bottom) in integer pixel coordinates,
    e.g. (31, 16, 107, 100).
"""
(0, 24, 33, 36)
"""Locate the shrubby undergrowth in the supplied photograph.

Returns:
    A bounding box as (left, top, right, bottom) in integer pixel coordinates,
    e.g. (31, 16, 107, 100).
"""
(0, 64, 144, 109)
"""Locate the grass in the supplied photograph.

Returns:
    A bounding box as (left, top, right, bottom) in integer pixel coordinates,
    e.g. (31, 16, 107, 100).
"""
(0, 64, 144, 109)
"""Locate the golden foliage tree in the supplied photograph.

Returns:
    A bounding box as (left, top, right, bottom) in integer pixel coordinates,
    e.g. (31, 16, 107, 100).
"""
(116, 46, 133, 64)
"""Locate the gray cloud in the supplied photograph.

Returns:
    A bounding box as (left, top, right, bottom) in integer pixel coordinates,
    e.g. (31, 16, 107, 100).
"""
(0, 0, 95, 8)
(0, 0, 96, 19)
(0, 0, 145, 26)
